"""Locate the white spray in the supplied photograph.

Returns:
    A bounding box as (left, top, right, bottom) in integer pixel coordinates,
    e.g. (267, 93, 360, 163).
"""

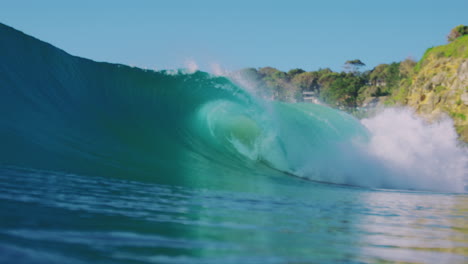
(360, 108, 467, 193)
(203, 64, 468, 193)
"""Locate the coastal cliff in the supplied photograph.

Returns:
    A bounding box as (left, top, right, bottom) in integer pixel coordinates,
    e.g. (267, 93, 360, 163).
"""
(391, 35, 468, 140)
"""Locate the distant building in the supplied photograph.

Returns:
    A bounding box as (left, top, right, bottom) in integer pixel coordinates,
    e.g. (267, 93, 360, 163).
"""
(302, 91, 317, 103)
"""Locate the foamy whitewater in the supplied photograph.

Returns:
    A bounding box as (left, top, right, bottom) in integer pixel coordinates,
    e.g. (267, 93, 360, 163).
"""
(253, 104, 468, 193)
(0, 23, 467, 264)
(225, 69, 468, 193)
(361, 108, 467, 192)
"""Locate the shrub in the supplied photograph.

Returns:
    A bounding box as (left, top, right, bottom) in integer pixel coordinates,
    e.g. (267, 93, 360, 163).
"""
(448, 25, 468, 42)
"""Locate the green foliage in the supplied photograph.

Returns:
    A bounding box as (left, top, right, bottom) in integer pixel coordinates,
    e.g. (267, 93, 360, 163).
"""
(258, 67, 283, 79)
(291, 71, 320, 91)
(344, 59, 366, 73)
(318, 72, 340, 86)
(319, 72, 366, 108)
(317, 68, 333, 75)
(371, 87, 390, 97)
(390, 86, 409, 104)
(237, 28, 468, 109)
(257, 67, 302, 101)
(416, 35, 468, 72)
(287, 68, 305, 77)
(238, 61, 404, 110)
(415, 47, 433, 72)
(399, 58, 417, 77)
(238, 68, 261, 82)
(451, 112, 467, 121)
(345, 59, 365, 66)
(238, 66, 369, 108)
(383, 98, 396, 106)
(432, 35, 468, 58)
(435, 85, 447, 93)
(369, 63, 400, 86)
(358, 62, 402, 99)
(448, 25, 468, 42)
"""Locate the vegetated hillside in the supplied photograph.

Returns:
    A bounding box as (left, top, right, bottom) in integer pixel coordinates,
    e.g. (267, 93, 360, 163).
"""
(390, 35, 468, 141)
(237, 27, 468, 141)
(235, 61, 389, 110)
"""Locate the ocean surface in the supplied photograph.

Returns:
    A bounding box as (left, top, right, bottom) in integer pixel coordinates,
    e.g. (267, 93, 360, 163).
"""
(0, 23, 467, 263)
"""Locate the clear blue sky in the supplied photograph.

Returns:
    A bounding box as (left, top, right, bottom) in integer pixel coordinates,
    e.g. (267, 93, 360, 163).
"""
(1, 0, 467, 72)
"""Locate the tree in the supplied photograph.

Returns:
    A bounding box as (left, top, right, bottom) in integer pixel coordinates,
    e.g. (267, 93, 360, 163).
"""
(291, 72, 320, 92)
(369, 64, 389, 86)
(448, 25, 468, 42)
(287, 68, 305, 77)
(318, 72, 366, 108)
(369, 63, 400, 89)
(257, 67, 300, 101)
(344, 59, 366, 73)
(399, 57, 417, 77)
(257, 67, 281, 78)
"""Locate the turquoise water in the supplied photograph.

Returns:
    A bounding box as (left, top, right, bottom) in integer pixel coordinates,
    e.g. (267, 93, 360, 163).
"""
(1, 167, 467, 263)
(0, 23, 467, 263)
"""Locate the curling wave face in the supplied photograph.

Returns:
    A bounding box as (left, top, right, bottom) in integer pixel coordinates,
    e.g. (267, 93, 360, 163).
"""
(0, 23, 466, 193)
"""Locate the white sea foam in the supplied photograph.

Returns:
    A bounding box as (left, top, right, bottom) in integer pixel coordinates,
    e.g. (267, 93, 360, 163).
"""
(360, 108, 467, 193)
(274, 106, 467, 193)
(210, 63, 229, 76)
(184, 59, 199, 73)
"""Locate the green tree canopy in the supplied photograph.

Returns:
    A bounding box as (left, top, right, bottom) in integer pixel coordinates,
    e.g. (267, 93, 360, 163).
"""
(291, 72, 319, 91)
(344, 59, 366, 73)
(319, 73, 366, 108)
(448, 25, 468, 42)
(287, 68, 305, 77)
(399, 57, 417, 77)
(258, 67, 282, 77)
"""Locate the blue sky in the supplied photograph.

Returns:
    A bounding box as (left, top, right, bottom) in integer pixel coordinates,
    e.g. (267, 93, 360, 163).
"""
(1, 0, 467, 72)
